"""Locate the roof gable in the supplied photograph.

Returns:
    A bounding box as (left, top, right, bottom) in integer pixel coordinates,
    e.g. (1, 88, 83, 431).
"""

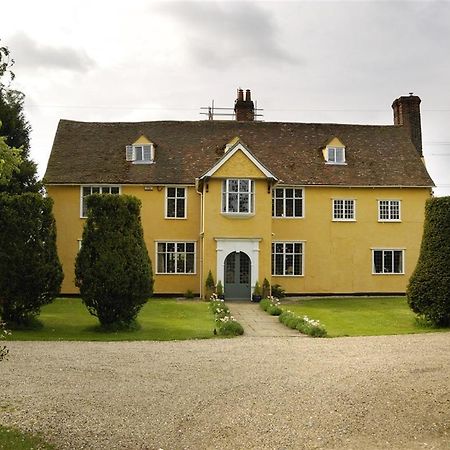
(200, 140, 277, 180)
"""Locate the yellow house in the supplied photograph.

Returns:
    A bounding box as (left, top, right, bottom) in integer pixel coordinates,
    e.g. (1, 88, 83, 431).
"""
(44, 89, 434, 298)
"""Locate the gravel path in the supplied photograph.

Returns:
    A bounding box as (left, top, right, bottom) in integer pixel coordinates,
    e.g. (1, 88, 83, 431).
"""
(1, 334, 449, 449)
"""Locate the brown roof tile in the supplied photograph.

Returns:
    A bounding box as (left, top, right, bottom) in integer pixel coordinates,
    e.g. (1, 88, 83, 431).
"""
(44, 119, 434, 187)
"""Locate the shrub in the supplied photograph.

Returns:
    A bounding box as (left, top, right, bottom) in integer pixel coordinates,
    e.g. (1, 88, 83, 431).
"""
(0, 193, 63, 326)
(279, 310, 327, 337)
(216, 280, 224, 297)
(262, 278, 271, 299)
(262, 296, 282, 315)
(209, 294, 244, 336)
(75, 194, 153, 330)
(271, 284, 285, 299)
(205, 270, 215, 301)
(407, 197, 450, 326)
(184, 289, 194, 299)
(218, 318, 244, 336)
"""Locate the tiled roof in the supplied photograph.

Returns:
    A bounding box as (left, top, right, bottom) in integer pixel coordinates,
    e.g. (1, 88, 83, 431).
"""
(44, 119, 434, 187)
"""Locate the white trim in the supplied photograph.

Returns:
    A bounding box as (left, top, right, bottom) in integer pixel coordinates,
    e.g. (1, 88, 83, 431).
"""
(215, 238, 261, 293)
(79, 185, 121, 218)
(200, 141, 278, 180)
(332, 198, 356, 221)
(272, 241, 305, 277)
(326, 146, 346, 164)
(165, 186, 187, 219)
(377, 199, 401, 222)
(371, 248, 405, 275)
(272, 186, 304, 219)
(155, 240, 197, 275)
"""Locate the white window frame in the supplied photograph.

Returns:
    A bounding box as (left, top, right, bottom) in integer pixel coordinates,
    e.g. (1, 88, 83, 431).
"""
(272, 187, 304, 218)
(326, 146, 346, 164)
(155, 241, 196, 275)
(165, 186, 187, 219)
(221, 179, 254, 215)
(332, 199, 356, 221)
(80, 185, 121, 218)
(372, 249, 405, 274)
(126, 144, 154, 164)
(272, 241, 305, 277)
(378, 200, 401, 222)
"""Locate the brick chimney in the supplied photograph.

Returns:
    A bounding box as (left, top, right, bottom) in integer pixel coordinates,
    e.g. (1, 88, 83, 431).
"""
(234, 88, 254, 121)
(392, 93, 422, 156)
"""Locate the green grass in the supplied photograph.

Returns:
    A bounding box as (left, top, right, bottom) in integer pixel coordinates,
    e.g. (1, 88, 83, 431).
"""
(282, 296, 449, 337)
(0, 425, 55, 450)
(6, 298, 216, 341)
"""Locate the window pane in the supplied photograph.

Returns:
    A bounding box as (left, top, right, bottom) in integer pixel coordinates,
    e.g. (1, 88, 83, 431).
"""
(239, 193, 249, 213)
(135, 146, 143, 160)
(92, 187, 100, 194)
(275, 243, 283, 253)
(176, 254, 185, 273)
(186, 243, 194, 253)
(177, 188, 185, 197)
(167, 199, 175, 217)
(294, 198, 302, 216)
(394, 251, 403, 273)
(222, 193, 227, 212)
(328, 148, 335, 162)
(157, 243, 166, 252)
(110, 187, 120, 194)
(383, 251, 393, 273)
(285, 243, 294, 253)
(167, 187, 176, 197)
(82, 187, 91, 196)
(285, 255, 294, 275)
(239, 179, 249, 192)
(294, 243, 301, 253)
(167, 254, 175, 273)
(167, 243, 175, 252)
(157, 253, 166, 273)
(285, 188, 293, 198)
(229, 180, 238, 192)
(228, 193, 238, 212)
(285, 198, 294, 217)
(294, 254, 301, 275)
(374, 251, 383, 273)
(275, 254, 284, 275)
(176, 198, 185, 217)
(294, 189, 303, 198)
(275, 188, 284, 198)
(143, 146, 151, 161)
(186, 254, 195, 273)
(276, 199, 284, 217)
(336, 148, 344, 163)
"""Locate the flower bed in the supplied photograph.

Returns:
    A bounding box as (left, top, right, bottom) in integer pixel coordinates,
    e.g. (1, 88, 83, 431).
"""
(209, 294, 244, 336)
(260, 297, 327, 337)
(279, 310, 327, 337)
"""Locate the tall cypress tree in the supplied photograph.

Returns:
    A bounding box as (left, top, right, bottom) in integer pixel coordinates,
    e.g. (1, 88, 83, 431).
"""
(75, 194, 153, 329)
(407, 197, 450, 326)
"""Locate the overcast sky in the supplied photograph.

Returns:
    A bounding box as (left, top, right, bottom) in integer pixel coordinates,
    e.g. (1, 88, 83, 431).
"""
(2, 0, 450, 195)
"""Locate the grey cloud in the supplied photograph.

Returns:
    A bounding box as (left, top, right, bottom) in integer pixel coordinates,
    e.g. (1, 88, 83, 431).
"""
(8, 33, 95, 73)
(155, 1, 299, 67)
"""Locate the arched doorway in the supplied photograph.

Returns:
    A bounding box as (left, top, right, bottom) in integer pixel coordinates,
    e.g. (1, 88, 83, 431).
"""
(224, 251, 251, 299)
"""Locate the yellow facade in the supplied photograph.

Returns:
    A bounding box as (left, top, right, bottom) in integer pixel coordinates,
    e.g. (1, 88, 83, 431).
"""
(47, 148, 431, 297)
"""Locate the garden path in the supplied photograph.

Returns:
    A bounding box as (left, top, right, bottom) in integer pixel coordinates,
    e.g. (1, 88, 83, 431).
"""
(227, 301, 303, 337)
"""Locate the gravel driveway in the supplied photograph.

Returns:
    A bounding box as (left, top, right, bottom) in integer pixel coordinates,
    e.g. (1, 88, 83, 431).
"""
(1, 334, 449, 449)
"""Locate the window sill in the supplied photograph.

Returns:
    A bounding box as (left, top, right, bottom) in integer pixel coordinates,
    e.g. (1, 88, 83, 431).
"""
(272, 216, 304, 219)
(325, 162, 347, 165)
(271, 274, 304, 277)
(156, 272, 197, 275)
(332, 219, 356, 222)
(372, 273, 404, 275)
(165, 217, 187, 220)
(221, 212, 255, 219)
(378, 220, 402, 223)
(132, 161, 154, 165)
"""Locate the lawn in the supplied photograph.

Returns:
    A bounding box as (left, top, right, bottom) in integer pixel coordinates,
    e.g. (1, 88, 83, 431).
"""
(282, 296, 448, 337)
(7, 298, 216, 341)
(0, 425, 55, 450)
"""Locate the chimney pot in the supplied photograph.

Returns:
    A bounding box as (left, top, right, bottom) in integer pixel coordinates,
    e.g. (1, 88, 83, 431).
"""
(392, 94, 422, 156)
(234, 87, 255, 122)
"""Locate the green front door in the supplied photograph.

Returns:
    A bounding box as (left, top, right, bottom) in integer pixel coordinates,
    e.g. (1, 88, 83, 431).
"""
(224, 251, 251, 300)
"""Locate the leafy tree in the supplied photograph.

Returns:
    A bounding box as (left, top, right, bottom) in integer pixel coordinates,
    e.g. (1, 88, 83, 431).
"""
(407, 197, 450, 326)
(75, 194, 153, 329)
(0, 193, 63, 325)
(0, 41, 40, 193)
(0, 133, 22, 185)
(205, 270, 215, 300)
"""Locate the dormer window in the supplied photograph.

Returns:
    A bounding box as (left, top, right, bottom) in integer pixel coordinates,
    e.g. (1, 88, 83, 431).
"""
(326, 146, 346, 164)
(126, 138, 155, 164)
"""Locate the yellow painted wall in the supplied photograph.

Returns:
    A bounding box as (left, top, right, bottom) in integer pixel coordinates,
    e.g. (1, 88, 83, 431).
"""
(48, 184, 200, 295)
(48, 179, 431, 297)
(271, 186, 431, 294)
